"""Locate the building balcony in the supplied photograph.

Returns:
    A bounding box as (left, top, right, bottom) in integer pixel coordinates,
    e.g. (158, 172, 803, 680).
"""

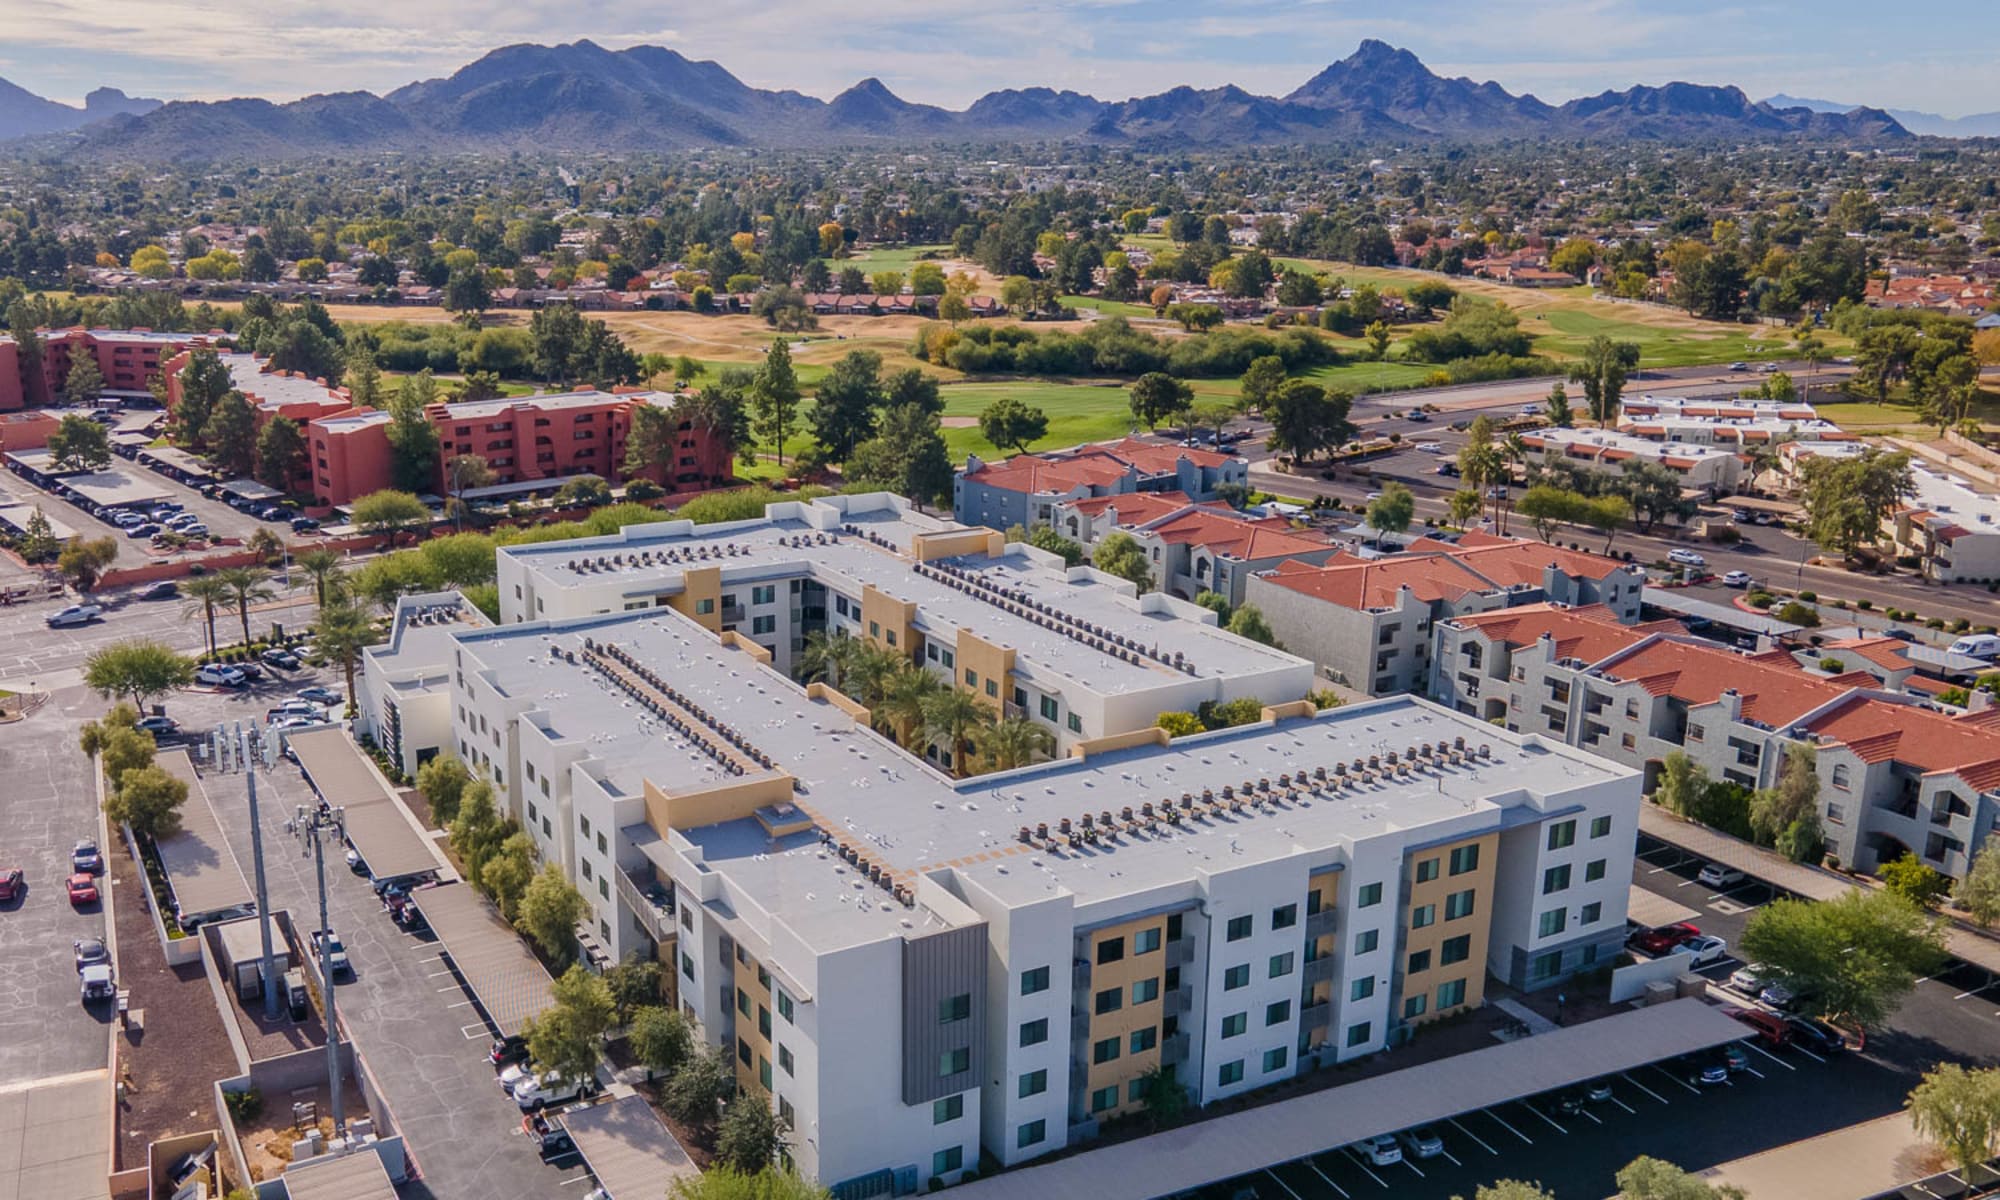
(616, 863, 677, 944)
(1306, 908, 1338, 938)
(1167, 939, 1195, 968)
(1159, 1031, 1191, 1067)
(1301, 1000, 1332, 1029)
(1303, 956, 1335, 986)
(1163, 984, 1194, 1019)
(721, 605, 747, 624)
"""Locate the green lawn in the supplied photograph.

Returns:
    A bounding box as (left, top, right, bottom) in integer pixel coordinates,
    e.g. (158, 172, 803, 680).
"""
(834, 244, 957, 279)
(1525, 308, 1792, 367)
(1061, 295, 1157, 318)
(939, 380, 1139, 458)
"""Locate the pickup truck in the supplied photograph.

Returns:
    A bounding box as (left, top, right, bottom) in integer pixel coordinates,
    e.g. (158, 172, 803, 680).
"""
(311, 929, 352, 978)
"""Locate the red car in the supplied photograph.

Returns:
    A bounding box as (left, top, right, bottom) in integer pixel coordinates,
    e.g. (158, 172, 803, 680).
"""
(1729, 1006, 1792, 1048)
(1627, 921, 1701, 956)
(0, 867, 21, 901)
(66, 873, 99, 906)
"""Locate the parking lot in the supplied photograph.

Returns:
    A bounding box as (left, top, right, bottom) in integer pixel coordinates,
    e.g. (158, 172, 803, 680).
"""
(0, 578, 319, 690)
(157, 678, 588, 1200)
(0, 682, 112, 1081)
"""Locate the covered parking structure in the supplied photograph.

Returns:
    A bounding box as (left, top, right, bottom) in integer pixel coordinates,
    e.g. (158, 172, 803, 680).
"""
(950, 999, 1751, 1200)
(1627, 883, 1700, 931)
(153, 749, 256, 927)
(286, 728, 440, 882)
(414, 881, 555, 1037)
(561, 1095, 697, 1199)
(280, 1146, 398, 1200)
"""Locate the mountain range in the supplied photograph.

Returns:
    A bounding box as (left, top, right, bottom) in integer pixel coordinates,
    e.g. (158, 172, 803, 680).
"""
(1, 40, 1911, 160)
(1765, 93, 2000, 138)
(0, 81, 159, 140)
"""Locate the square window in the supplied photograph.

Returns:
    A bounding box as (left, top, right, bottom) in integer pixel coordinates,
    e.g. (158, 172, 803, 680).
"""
(1269, 952, 1294, 979)
(1354, 929, 1379, 955)
(1019, 1018, 1048, 1047)
(1407, 948, 1431, 974)
(933, 1095, 963, 1124)
(1019, 1069, 1047, 1098)
(1092, 1036, 1120, 1065)
(1350, 977, 1374, 1002)
(1415, 857, 1439, 883)
(1437, 978, 1467, 1009)
(1444, 890, 1475, 921)
(1226, 915, 1253, 942)
(1223, 964, 1250, 991)
(1017, 1120, 1046, 1149)
(1263, 1047, 1289, 1073)
(1221, 1012, 1247, 1038)
(1097, 938, 1125, 966)
(1132, 977, 1160, 1005)
(1547, 820, 1577, 851)
(1266, 1000, 1291, 1026)
(1584, 858, 1607, 883)
(939, 993, 971, 1024)
(1357, 882, 1383, 907)
(1590, 815, 1612, 839)
(1531, 950, 1563, 981)
(1090, 1085, 1119, 1113)
(1094, 987, 1123, 1016)
(1135, 927, 1162, 955)
(933, 1147, 964, 1176)
(1440, 935, 1471, 966)
(1345, 1021, 1372, 1048)
(1581, 901, 1603, 926)
(1130, 1026, 1157, 1054)
(1410, 904, 1436, 930)
(939, 1047, 970, 1077)
(1271, 903, 1298, 930)
(1538, 908, 1568, 938)
(1040, 695, 1059, 721)
(1068, 713, 1082, 734)
(1542, 864, 1572, 895)
(777, 991, 794, 1023)
(779, 1045, 794, 1075)
(1403, 994, 1428, 1019)
(1448, 844, 1480, 875)
(1218, 1060, 1244, 1087)
(1021, 965, 1050, 995)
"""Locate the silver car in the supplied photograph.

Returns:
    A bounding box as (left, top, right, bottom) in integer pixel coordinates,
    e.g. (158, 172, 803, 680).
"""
(1396, 1126, 1444, 1159)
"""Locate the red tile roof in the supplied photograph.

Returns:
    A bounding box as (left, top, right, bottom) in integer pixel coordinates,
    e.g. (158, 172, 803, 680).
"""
(1102, 436, 1235, 473)
(1143, 508, 1331, 561)
(1445, 539, 1631, 586)
(1805, 696, 2000, 790)
(1825, 637, 1916, 673)
(1058, 491, 1196, 522)
(1259, 553, 1495, 609)
(1594, 639, 1853, 728)
(1446, 603, 1659, 663)
(962, 450, 1134, 495)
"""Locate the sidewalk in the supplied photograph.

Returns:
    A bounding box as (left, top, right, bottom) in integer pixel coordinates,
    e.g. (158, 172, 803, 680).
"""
(1691, 1111, 1931, 1200)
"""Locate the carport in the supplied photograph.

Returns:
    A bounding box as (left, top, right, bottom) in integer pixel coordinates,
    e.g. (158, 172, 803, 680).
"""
(561, 1094, 697, 1198)
(1627, 883, 1700, 931)
(414, 882, 555, 1036)
(949, 998, 1752, 1200)
(280, 1145, 397, 1200)
(287, 728, 440, 881)
(153, 749, 256, 925)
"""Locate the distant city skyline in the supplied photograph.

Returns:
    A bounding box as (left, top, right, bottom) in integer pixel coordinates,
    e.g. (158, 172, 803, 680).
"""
(7, 0, 2000, 118)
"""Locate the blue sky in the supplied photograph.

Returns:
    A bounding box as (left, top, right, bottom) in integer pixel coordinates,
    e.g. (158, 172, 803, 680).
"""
(8, 0, 1999, 116)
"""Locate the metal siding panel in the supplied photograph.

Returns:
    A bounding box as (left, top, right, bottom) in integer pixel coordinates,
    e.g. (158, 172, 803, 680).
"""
(901, 924, 988, 1105)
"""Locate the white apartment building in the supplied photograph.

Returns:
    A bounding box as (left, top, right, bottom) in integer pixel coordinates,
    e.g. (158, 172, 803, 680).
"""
(1045, 493, 1340, 608)
(1519, 427, 1743, 495)
(427, 599, 1639, 1193)
(1889, 465, 2000, 584)
(355, 591, 492, 777)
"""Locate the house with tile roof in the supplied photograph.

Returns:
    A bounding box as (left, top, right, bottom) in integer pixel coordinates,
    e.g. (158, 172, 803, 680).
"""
(1245, 536, 1645, 697)
(1047, 495, 1340, 606)
(1520, 427, 1743, 496)
(1433, 603, 2000, 879)
(952, 438, 1247, 533)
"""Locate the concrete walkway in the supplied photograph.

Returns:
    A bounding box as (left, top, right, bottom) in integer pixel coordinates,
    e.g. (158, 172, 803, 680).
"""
(1492, 996, 1560, 1036)
(1690, 1111, 1931, 1200)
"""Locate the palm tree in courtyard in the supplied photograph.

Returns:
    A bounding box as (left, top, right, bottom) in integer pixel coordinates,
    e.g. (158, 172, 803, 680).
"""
(921, 687, 994, 778)
(875, 660, 944, 748)
(976, 716, 1055, 773)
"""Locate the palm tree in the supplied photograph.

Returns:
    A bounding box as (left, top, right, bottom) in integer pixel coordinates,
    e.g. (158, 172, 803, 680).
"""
(214, 566, 275, 650)
(181, 575, 231, 659)
(975, 716, 1055, 772)
(797, 629, 860, 691)
(313, 601, 375, 716)
(1458, 441, 1503, 530)
(921, 687, 994, 778)
(875, 661, 943, 747)
(846, 644, 906, 712)
(296, 547, 345, 611)
(1499, 433, 1529, 536)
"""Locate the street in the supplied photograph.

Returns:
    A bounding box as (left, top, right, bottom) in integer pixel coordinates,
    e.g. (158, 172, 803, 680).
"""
(0, 581, 321, 692)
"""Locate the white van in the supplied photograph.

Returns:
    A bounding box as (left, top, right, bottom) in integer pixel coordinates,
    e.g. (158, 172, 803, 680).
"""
(1947, 634, 2000, 661)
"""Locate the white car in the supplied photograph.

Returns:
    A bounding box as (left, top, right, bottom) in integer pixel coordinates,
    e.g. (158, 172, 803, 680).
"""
(195, 664, 247, 687)
(267, 700, 328, 720)
(1729, 963, 1769, 994)
(1720, 570, 1753, 588)
(46, 604, 103, 628)
(80, 963, 115, 1003)
(1354, 1134, 1403, 1167)
(498, 1062, 537, 1093)
(512, 1071, 594, 1111)
(1697, 863, 1746, 888)
(1669, 934, 1728, 966)
(1668, 548, 1707, 567)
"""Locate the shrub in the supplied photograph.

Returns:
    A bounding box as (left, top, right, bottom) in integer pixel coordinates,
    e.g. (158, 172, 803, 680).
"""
(1949, 617, 1970, 634)
(224, 1087, 263, 1122)
(1798, 590, 1817, 602)
(1746, 591, 1775, 609)
(1775, 600, 1820, 627)
(1857, 599, 1873, 610)
(1818, 657, 1846, 673)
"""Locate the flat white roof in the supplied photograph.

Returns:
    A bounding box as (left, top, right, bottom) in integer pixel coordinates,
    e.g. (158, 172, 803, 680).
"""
(1530, 427, 1738, 464)
(154, 750, 256, 918)
(561, 1096, 696, 1199)
(1906, 465, 2000, 531)
(3, 453, 172, 505)
(221, 352, 346, 411)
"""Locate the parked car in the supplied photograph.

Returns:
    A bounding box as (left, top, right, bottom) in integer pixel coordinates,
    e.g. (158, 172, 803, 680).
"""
(81, 963, 116, 1003)
(1728, 963, 1770, 995)
(525, 1112, 581, 1165)
(346, 846, 368, 874)
(1730, 1006, 1792, 1048)
(1947, 634, 2000, 661)
(1352, 1134, 1402, 1167)
(46, 604, 103, 628)
(311, 929, 351, 978)
(179, 522, 210, 538)
(1720, 570, 1753, 589)
(195, 664, 247, 688)
(1582, 1078, 1614, 1103)
(1406, 409, 1430, 422)
(72, 839, 103, 873)
(1718, 1043, 1751, 1073)
(291, 516, 322, 533)
(1396, 1126, 1443, 1159)
(513, 1072, 597, 1111)
(1627, 922, 1701, 955)
(136, 715, 180, 739)
(110, 510, 144, 529)
(1759, 980, 1809, 1011)
(0, 867, 21, 901)
(1669, 934, 1728, 966)
(1696, 863, 1746, 888)
(1728, 362, 1749, 372)
(498, 1062, 538, 1093)
(297, 686, 342, 707)
(73, 937, 109, 972)
(1435, 461, 1460, 477)
(136, 581, 178, 601)
(259, 506, 290, 522)
(1668, 548, 1707, 567)
(233, 661, 264, 682)
(1784, 1016, 1846, 1055)
(1680, 1054, 1729, 1086)
(66, 873, 99, 905)
(260, 648, 302, 670)
(167, 512, 201, 530)
(489, 1035, 531, 1067)
(1883, 628, 1917, 643)
(126, 523, 160, 540)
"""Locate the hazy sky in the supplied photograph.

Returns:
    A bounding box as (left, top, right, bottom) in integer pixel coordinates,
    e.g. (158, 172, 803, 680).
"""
(7, 0, 1998, 116)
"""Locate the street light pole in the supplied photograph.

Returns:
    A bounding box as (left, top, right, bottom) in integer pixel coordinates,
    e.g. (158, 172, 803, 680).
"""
(290, 802, 347, 1136)
(240, 724, 282, 1022)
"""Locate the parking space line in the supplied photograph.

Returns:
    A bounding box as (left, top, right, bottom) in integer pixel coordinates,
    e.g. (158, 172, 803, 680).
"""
(1438, 1149, 1462, 1167)
(1741, 1040, 1794, 1071)
(1739, 1064, 1765, 1080)
(1651, 1064, 1702, 1095)
(1953, 980, 2000, 1000)
(1574, 1106, 1604, 1125)
(461, 1024, 488, 1039)
(1610, 1095, 1637, 1115)
(446, 999, 475, 1009)
(1446, 1117, 1498, 1155)
(1522, 1103, 1567, 1135)
(1620, 1071, 1669, 1104)
(1264, 1170, 1307, 1200)
(1482, 1109, 1534, 1145)
(1339, 1148, 1390, 1188)
(1302, 1160, 1351, 1199)
(1790, 1046, 1826, 1065)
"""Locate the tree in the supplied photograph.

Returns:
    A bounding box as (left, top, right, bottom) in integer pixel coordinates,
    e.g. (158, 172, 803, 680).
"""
(1955, 834, 2000, 928)
(1798, 448, 1915, 558)
(1026, 524, 1083, 566)
(213, 566, 273, 650)
(84, 640, 194, 710)
(385, 371, 442, 493)
(1192, 590, 1232, 623)
(448, 779, 505, 880)
(939, 292, 972, 324)
(1093, 532, 1153, 591)
(1239, 355, 1289, 414)
(105, 764, 188, 840)
(1750, 743, 1822, 862)
(1654, 750, 1709, 817)
(1363, 320, 1392, 361)
(16, 506, 57, 563)
(57, 537, 117, 593)
(1739, 889, 1946, 1029)
(1615, 1156, 1747, 1200)
(554, 474, 613, 508)
(1449, 488, 1483, 528)
(1879, 852, 1953, 910)
(480, 831, 534, 920)
(255, 416, 307, 492)
(202, 392, 258, 477)
(1544, 380, 1574, 428)
(808, 349, 885, 463)
(180, 575, 231, 657)
(716, 1097, 784, 1173)
(295, 256, 328, 283)
(522, 965, 613, 1087)
(313, 601, 376, 714)
(1569, 336, 1641, 427)
(1157, 711, 1205, 736)
(531, 304, 588, 386)
(1516, 485, 1583, 543)
(977, 396, 1048, 455)
(921, 686, 994, 778)
(875, 660, 944, 746)
(1128, 372, 1193, 431)
(1461, 1184, 1556, 1200)
(1265, 380, 1356, 463)
(414, 754, 470, 826)
(1132, 1063, 1188, 1127)
(1365, 483, 1415, 547)
(1226, 605, 1280, 647)
(663, 1043, 734, 1126)
(975, 715, 1055, 772)
(751, 339, 801, 467)
(443, 268, 491, 323)
(350, 489, 431, 535)
(45, 413, 112, 472)
(517, 864, 588, 964)
(629, 1005, 692, 1081)
(603, 954, 664, 1023)
(63, 353, 104, 406)
(846, 404, 952, 508)
(1167, 303, 1224, 332)
(1906, 1065, 2000, 1186)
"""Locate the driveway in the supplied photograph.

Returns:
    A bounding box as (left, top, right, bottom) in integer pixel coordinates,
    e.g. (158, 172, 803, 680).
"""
(0, 586, 319, 691)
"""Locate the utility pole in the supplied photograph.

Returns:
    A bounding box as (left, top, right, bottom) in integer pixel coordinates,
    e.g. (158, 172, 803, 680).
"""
(290, 802, 347, 1136)
(240, 723, 282, 1021)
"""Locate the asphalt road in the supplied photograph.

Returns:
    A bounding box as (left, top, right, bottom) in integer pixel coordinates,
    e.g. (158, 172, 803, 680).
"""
(0, 583, 321, 692)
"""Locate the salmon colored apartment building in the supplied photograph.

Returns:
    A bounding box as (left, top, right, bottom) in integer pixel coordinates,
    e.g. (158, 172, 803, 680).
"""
(1, 328, 217, 411)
